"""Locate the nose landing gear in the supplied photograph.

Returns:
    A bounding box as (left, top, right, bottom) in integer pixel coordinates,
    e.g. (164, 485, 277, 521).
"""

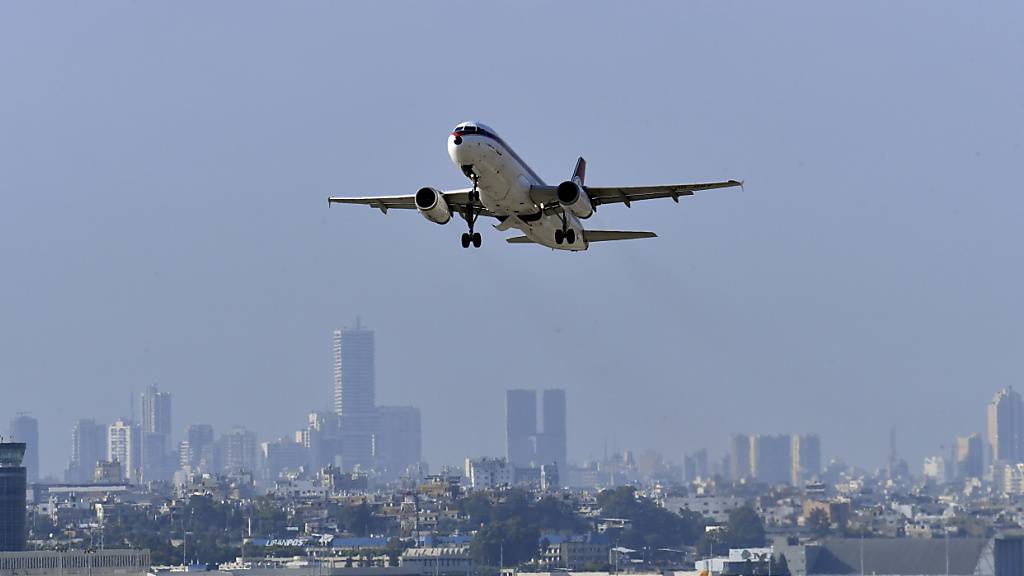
(461, 174, 482, 249)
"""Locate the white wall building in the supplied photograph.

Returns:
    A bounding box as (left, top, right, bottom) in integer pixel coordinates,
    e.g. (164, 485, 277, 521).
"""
(465, 457, 513, 490)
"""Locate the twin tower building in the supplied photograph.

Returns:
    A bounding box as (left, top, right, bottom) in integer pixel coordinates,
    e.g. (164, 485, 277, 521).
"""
(506, 389, 567, 471)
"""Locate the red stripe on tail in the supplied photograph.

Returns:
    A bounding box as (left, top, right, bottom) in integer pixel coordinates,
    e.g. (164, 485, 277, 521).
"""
(572, 157, 586, 185)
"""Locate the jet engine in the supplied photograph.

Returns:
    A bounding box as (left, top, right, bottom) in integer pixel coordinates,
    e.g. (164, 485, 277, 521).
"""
(557, 180, 594, 219)
(415, 187, 451, 225)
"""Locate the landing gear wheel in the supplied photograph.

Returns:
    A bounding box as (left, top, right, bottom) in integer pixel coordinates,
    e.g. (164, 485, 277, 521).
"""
(472, 232, 482, 248)
(461, 233, 471, 248)
(565, 229, 576, 244)
(554, 229, 565, 244)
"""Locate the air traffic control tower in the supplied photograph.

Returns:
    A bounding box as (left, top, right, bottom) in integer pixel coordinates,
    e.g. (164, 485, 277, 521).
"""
(0, 441, 26, 551)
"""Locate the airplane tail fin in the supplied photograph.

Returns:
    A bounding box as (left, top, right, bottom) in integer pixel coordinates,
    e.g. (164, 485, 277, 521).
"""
(571, 157, 586, 185)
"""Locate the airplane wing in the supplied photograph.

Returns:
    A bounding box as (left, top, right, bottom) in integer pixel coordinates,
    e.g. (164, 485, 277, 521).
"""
(328, 188, 498, 217)
(530, 180, 741, 208)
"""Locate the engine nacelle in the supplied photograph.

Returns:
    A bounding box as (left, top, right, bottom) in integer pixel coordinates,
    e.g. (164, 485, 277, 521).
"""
(415, 187, 451, 225)
(557, 180, 593, 219)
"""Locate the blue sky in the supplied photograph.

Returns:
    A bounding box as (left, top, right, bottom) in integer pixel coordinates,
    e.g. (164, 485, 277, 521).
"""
(1, 1, 1022, 477)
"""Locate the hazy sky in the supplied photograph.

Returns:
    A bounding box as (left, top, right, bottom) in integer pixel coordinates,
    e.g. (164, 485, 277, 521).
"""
(2, 2, 1022, 478)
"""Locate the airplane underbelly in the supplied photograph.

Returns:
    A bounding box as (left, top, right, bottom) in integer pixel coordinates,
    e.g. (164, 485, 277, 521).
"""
(477, 158, 532, 214)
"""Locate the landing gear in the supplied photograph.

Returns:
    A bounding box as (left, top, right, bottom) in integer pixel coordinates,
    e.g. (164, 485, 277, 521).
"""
(554, 210, 575, 245)
(461, 174, 482, 249)
(461, 232, 481, 248)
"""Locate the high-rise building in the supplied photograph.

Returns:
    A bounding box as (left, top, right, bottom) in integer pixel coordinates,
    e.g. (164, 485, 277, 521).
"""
(751, 434, 792, 485)
(792, 434, 822, 486)
(107, 420, 139, 482)
(141, 384, 172, 436)
(261, 437, 307, 481)
(536, 389, 567, 470)
(988, 388, 1024, 463)
(729, 434, 752, 481)
(375, 406, 422, 478)
(66, 419, 106, 483)
(8, 415, 38, 484)
(221, 427, 258, 474)
(956, 433, 984, 479)
(182, 424, 215, 471)
(684, 449, 709, 482)
(300, 411, 341, 472)
(0, 441, 27, 551)
(333, 320, 377, 471)
(139, 385, 172, 482)
(504, 389, 568, 479)
(506, 389, 538, 466)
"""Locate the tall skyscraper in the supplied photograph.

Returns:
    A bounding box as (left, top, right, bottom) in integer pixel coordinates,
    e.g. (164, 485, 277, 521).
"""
(791, 434, 821, 486)
(988, 387, 1024, 463)
(506, 389, 538, 466)
(9, 415, 38, 483)
(0, 441, 27, 551)
(504, 389, 568, 477)
(375, 406, 422, 478)
(141, 384, 172, 436)
(107, 419, 140, 482)
(729, 434, 752, 481)
(536, 389, 567, 470)
(66, 419, 106, 483)
(181, 424, 215, 471)
(956, 433, 984, 479)
(139, 385, 172, 482)
(751, 434, 792, 485)
(333, 320, 377, 471)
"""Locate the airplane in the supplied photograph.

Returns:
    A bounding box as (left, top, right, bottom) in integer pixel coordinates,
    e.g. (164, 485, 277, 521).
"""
(328, 122, 741, 251)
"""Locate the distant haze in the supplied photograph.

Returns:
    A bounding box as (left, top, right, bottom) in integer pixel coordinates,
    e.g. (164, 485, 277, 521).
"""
(1, 1, 1022, 477)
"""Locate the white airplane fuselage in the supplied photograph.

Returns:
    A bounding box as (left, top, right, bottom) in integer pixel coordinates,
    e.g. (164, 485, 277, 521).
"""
(447, 127, 587, 251)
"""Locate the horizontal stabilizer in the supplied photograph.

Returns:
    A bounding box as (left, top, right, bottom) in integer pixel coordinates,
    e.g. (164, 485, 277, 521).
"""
(506, 231, 657, 245)
(584, 230, 657, 242)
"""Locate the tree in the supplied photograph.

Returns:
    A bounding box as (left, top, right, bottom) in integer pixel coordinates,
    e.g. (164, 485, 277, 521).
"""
(725, 506, 765, 548)
(336, 503, 378, 537)
(469, 517, 540, 567)
(806, 508, 830, 538)
(596, 486, 704, 549)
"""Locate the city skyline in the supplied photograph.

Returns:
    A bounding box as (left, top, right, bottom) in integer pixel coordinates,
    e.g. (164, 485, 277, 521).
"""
(0, 365, 1007, 486)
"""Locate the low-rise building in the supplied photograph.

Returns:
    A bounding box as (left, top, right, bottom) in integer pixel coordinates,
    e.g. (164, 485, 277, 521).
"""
(400, 546, 472, 576)
(0, 550, 149, 576)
